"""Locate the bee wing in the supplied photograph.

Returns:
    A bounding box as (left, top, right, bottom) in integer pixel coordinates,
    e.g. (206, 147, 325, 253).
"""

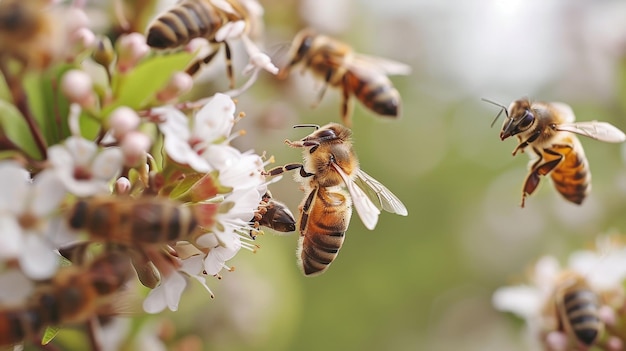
(556, 121, 626, 143)
(351, 53, 412, 76)
(331, 163, 380, 230)
(354, 169, 408, 216)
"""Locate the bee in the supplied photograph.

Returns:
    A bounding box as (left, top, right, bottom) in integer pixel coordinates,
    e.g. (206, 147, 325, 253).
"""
(0, 0, 65, 71)
(551, 271, 604, 348)
(0, 252, 132, 346)
(278, 28, 411, 127)
(485, 98, 626, 207)
(146, 0, 256, 87)
(266, 123, 408, 276)
(66, 196, 216, 246)
(250, 191, 296, 238)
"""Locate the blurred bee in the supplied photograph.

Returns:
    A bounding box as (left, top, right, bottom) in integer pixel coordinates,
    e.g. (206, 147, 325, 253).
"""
(146, 0, 257, 87)
(0, 252, 132, 346)
(66, 196, 217, 246)
(551, 271, 604, 348)
(266, 123, 408, 276)
(250, 191, 296, 238)
(278, 28, 411, 127)
(0, 0, 65, 72)
(485, 98, 626, 207)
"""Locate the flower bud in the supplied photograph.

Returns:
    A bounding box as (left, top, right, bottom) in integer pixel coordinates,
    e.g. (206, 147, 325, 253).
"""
(92, 36, 115, 69)
(116, 33, 150, 73)
(121, 131, 151, 167)
(156, 72, 194, 102)
(109, 106, 140, 140)
(60, 69, 96, 108)
(115, 177, 131, 195)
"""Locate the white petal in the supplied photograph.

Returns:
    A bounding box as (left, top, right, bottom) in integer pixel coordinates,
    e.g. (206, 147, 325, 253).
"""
(0, 216, 23, 258)
(532, 255, 560, 291)
(0, 161, 30, 213)
(46, 216, 80, 247)
(180, 255, 204, 276)
(492, 285, 541, 319)
(195, 233, 219, 248)
(215, 21, 246, 42)
(204, 249, 226, 276)
(143, 284, 168, 314)
(65, 136, 98, 166)
(92, 147, 123, 180)
(204, 144, 242, 171)
(48, 144, 74, 169)
(157, 107, 190, 140)
(30, 170, 67, 216)
(0, 269, 34, 304)
(193, 93, 235, 141)
(218, 152, 265, 189)
(64, 179, 111, 197)
(163, 272, 186, 311)
(19, 234, 59, 279)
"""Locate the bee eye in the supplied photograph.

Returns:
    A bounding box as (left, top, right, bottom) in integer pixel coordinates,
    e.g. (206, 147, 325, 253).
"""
(297, 35, 313, 57)
(519, 111, 534, 128)
(317, 129, 336, 139)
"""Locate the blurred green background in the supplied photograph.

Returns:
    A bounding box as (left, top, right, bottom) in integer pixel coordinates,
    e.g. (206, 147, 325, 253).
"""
(185, 0, 626, 350)
(53, 0, 626, 350)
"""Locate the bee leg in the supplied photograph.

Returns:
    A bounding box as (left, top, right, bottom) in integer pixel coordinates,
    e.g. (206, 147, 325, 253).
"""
(340, 76, 353, 127)
(512, 130, 541, 156)
(521, 148, 563, 207)
(223, 41, 235, 89)
(264, 163, 314, 178)
(312, 70, 331, 109)
(299, 187, 318, 233)
(186, 47, 221, 76)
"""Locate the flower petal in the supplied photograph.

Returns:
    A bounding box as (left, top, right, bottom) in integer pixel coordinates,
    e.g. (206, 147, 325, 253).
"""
(492, 285, 541, 319)
(19, 234, 59, 279)
(92, 147, 123, 180)
(193, 93, 235, 141)
(0, 216, 23, 259)
(0, 161, 30, 213)
(65, 136, 98, 166)
(0, 269, 34, 304)
(30, 170, 67, 217)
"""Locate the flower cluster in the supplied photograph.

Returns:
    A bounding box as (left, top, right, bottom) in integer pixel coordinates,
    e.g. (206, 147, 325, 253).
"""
(0, 0, 286, 348)
(493, 237, 626, 351)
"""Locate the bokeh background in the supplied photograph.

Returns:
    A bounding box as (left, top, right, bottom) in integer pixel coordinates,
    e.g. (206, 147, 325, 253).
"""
(58, 0, 626, 350)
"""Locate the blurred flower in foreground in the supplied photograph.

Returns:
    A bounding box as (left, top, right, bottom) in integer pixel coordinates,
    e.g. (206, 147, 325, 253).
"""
(493, 240, 626, 351)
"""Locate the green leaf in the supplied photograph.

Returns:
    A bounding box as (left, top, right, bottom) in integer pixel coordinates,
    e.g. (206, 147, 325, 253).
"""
(41, 325, 61, 345)
(106, 52, 195, 114)
(0, 99, 42, 159)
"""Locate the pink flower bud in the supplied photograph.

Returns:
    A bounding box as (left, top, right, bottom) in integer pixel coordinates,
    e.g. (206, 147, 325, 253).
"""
(60, 69, 95, 108)
(115, 177, 131, 195)
(121, 131, 151, 167)
(109, 106, 140, 140)
(116, 33, 150, 73)
(156, 72, 194, 102)
(71, 28, 96, 51)
(185, 38, 210, 54)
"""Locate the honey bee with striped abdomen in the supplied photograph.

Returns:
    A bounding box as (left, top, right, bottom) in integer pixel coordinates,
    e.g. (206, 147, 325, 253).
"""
(266, 123, 408, 276)
(485, 98, 625, 207)
(279, 29, 411, 127)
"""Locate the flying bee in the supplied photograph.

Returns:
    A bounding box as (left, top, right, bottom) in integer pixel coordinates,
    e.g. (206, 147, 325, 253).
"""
(249, 191, 296, 238)
(278, 28, 411, 127)
(66, 196, 217, 246)
(146, 0, 257, 87)
(266, 123, 408, 276)
(0, 252, 132, 347)
(0, 0, 66, 72)
(484, 98, 626, 207)
(549, 271, 604, 348)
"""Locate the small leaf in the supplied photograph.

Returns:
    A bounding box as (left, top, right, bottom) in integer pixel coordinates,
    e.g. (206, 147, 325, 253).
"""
(107, 52, 196, 113)
(41, 326, 61, 345)
(0, 99, 42, 159)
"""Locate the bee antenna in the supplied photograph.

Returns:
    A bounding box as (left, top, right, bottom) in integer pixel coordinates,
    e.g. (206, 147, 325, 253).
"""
(481, 98, 509, 128)
(292, 124, 320, 130)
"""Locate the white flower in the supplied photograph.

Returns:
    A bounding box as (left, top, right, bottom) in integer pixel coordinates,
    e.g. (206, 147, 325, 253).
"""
(143, 255, 213, 313)
(225, 35, 278, 97)
(0, 162, 68, 279)
(48, 136, 123, 196)
(158, 93, 236, 173)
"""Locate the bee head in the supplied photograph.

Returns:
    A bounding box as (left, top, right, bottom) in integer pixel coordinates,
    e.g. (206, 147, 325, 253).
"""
(500, 100, 535, 140)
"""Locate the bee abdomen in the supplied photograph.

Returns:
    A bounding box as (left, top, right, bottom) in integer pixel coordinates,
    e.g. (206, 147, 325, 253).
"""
(550, 150, 590, 205)
(299, 232, 345, 276)
(147, 0, 222, 48)
(563, 289, 602, 346)
(346, 72, 400, 117)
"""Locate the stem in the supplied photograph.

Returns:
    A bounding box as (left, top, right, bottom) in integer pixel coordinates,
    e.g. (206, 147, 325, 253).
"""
(0, 61, 48, 159)
(86, 318, 103, 351)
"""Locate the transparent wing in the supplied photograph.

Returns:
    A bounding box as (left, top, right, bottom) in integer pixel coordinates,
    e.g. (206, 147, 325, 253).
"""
(354, 169, 408, 216)
(351, 53, 412, 76)
(331, 163, 380, 230)
(556, 121, 626, 143)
